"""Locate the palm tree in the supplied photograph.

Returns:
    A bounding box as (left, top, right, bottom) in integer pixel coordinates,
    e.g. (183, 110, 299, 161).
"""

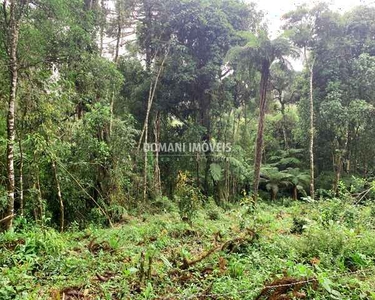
(285, 168, 310, 200)
(269, 148, 304, 169)
(259, 166, 292, 201)
(228, 31, 296, 202)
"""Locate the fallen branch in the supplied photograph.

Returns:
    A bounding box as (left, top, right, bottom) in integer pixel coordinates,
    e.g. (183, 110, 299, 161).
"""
(354, 187, 373, 205)
(88, 238, 115, 254)
(181, 245, 221, 269)
(180, 229, 256, 270)
(255, 276, 317, 300)
(0, 214, 15, 224)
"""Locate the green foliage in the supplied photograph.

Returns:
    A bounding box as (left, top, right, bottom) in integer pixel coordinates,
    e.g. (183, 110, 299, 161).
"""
(1, 1, 375, 298)
(205, 199, 222, 220)
(259, 166, 292, 200)
(175, 172, 203, 224)
(290, 216, 308, 234)
(1, 200, 375, 299)
(151, 196, 177, 213)
(209, 163, 223, 182)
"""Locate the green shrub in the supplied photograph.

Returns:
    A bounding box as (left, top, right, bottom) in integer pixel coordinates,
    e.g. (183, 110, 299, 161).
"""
(318, 199, 343, 225)
(175, 172, 203, 224)
(207, 208, 221, 220)
(108, 204, 128, 223)
(228, 258, 246, 278)
(295, 224, 350, 266)
(204, 199, 222, 220)
(151, 196, 177, 213)
(290, 216, 308, 234)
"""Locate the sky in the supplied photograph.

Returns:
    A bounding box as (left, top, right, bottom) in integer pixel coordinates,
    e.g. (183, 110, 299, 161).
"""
(251, 0, 375, 70)
(253, 0, 375, 37)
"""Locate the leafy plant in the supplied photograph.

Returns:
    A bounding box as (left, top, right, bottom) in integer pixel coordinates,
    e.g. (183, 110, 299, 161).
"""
(260, 166, 292, 200)
(175, 172, 203, 225)
(291, 216, 308, 234)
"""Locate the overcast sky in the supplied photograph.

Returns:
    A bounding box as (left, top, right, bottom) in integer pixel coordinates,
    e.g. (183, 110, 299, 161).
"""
(250, 0, 375, 69)
(253, 0, 375, 37)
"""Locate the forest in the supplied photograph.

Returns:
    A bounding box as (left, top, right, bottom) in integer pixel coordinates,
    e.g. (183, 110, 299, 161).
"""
(1, 0, 375, 299)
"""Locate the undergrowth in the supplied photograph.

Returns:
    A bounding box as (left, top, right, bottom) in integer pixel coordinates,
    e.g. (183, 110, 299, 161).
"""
(1, 199, 375, 299)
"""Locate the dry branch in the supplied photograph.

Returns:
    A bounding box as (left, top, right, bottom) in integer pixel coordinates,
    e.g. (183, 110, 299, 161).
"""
(179, 229, 256, 270)
(0, 214, 15, 224)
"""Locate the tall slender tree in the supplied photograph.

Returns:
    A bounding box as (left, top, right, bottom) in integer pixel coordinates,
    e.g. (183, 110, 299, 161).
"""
(229, 31, 295, 201)
(2, 0, 29, 229)
(283, 3, 330, 199)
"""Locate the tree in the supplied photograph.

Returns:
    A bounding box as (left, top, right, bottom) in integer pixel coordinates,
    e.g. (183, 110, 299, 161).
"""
(283, 3, 332, 200)
(285, 168, 310, 200)
(135, 0, 257, 199)
(259, 166, 292, 201)
(320, 84, 348, 194)
(228, 31, 295, 201)
(107, 0, 136, 63)
(270, 62, 299, 149)
(1, 0, 29, 229)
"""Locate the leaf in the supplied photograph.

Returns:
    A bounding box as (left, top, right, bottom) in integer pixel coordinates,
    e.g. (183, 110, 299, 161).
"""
(210, 163, 222, 181)
(128, 267, 138, 274)
(319, 275, 342, 299)
(160, 254, 173, 269)
(319, 276, 333, 293)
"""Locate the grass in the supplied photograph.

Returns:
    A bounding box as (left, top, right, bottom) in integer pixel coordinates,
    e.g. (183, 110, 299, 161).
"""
(1, 199, 375, 299)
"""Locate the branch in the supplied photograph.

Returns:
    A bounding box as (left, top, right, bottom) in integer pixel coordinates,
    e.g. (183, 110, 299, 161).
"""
(219, 68, 232, 79)
(0, 214, 15, 224)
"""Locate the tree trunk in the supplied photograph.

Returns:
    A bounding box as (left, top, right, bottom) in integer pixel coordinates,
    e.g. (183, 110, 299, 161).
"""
(202, 94, 212, 196)
(252, 60, 270, 202)
(137, 48, 169, 153)
(333, 158, 341, 195)
(114, 13, 122, 63)
(19, 139, 24, 216)
(142, 84, 152, 202)
(293, 186, 298, 201)
(5, 1, 20, 230)
(110, 6, 120, 137)
(153, 111, 161, 196)
(99, 0, 105, 56)
(196, 152, 200, 189)
(36, 165, 44, 221)
(280, 101, 289, 149)
(308, 60, 315, 200)
(139, 49, 169, 201)
(143, 0, 153, 71)
(109, 90, 115, 136)
(52, 160, 64, 232)
(271, 190, 276, 201)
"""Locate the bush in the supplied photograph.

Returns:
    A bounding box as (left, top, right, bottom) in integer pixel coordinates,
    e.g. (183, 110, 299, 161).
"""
(88, 207, 108, 227)
(290, 216, 308, 234)
(318, 199, 343, 225)
(108, 204, 128, 223)
(295, 223, 356, 267)
(207, 208, 221, 220)
(174, 172, 203, 224)
(151, 196, 177, 213)
(205, 198, 222, 220)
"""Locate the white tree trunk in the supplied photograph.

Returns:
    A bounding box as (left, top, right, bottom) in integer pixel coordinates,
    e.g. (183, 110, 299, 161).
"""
(19, 139, 24, 216)
(137, 47, 170, 201)
(309, 62, 315, 200)
(153, 112, 161, 196)
(5, 0, 20, 230)
(52, 160, 64, 232)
